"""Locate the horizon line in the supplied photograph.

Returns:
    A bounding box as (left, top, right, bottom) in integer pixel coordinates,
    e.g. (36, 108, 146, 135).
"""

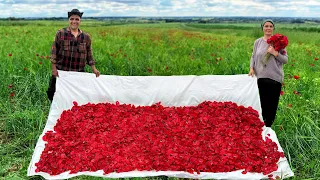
(1, 16, 320, 19)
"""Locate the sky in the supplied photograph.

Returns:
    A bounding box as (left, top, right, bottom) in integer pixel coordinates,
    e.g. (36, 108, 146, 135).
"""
(1, 0, 320, 18)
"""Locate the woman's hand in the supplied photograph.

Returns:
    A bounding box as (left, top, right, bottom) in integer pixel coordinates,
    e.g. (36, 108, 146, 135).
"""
(248, 68, 255, 77)
(267, 45, 279, 57)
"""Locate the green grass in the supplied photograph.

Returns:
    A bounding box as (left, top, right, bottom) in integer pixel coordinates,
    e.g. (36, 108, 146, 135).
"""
(0, 20, 320, 179)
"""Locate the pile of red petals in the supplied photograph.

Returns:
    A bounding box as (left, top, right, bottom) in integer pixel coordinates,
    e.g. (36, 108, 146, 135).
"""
(35, 101, 284, 176)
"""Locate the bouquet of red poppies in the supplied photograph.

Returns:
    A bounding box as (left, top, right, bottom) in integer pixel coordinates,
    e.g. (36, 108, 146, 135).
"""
(264, 33, 289, 65)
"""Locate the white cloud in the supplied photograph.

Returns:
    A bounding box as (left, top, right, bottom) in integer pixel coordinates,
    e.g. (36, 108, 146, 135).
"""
(0, 0, 319, 17)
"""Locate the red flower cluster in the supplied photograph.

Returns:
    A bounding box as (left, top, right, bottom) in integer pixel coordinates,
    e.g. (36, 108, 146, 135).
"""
(264, 34, 288, 65)
(35, 101, 284, 176)
(267, 34, 289, 52)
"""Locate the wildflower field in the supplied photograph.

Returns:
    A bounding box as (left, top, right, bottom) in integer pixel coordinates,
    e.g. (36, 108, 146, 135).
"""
(0, 20, 320, 179)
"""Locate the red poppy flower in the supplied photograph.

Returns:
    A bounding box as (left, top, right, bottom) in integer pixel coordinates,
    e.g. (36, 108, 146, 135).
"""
(279, 125, 284, 131)
(10, 92, 14, 97)
(8, 53, 12, 57)
(293, 91, 300, 95)
(280, 91, 284, 95)
(315, 58, 319, 61)
(293, 75, 300, 80)
(8, 84, 13, 88)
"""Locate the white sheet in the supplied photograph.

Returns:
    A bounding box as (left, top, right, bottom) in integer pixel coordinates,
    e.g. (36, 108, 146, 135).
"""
(28, 70, 294, 180)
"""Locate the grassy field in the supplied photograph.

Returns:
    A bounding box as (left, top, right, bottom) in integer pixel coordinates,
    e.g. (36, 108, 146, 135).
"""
(0, 20, 320, 180)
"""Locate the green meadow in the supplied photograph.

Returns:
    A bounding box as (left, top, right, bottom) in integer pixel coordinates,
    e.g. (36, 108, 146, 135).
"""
(0, 20, 319, 179)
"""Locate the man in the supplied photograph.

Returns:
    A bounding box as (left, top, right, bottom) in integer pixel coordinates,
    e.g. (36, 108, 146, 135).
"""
(47, 9, 100, 102)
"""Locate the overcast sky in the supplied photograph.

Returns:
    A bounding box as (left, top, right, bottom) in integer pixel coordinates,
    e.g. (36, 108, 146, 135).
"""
(1, 0, 320, 18)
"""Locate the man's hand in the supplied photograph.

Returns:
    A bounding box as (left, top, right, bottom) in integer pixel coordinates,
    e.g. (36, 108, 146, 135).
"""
(93, 69, 100, 77)
(52, 63, 59, 77)
(91, 65, 100, 77)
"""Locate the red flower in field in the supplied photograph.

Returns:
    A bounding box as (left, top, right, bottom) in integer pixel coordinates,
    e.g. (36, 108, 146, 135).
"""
(147, 68, 152, 72)
(293, 75, 300, 80)
(165, 66, 168, 70)
(315, 58, 319, 61)
(293, 91, 300, 95)
(24, 67, 27, 71)
(287, 104, 292, 108)
(279, 125, 284, 131)
(39, 62, 43, 65)
(280, 91, 284, 95)
(310, 64, 315, 67)
(46, 56, 50, 59)
(10, 92, 14, 97)
(8, 84, 13, 88)
(8, 53, 12, 57)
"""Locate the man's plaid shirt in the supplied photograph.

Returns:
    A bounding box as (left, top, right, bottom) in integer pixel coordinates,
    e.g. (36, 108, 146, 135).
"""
(50, 27, 95, 72)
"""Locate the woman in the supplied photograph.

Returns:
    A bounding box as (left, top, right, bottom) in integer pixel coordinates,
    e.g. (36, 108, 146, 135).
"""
(248, 19, 288, 127)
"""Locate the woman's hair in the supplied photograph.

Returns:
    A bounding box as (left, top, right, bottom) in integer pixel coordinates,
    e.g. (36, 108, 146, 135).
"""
(261, 19, 275, 30)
